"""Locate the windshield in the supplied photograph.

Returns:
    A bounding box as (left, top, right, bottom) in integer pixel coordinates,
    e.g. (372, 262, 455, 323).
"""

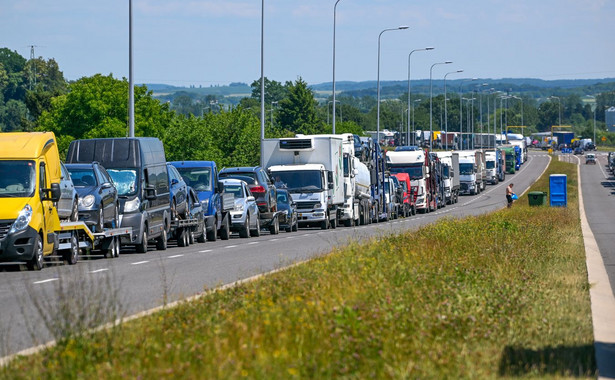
(277, 192, 290, 205)
(486, 161, 495, 169)
(273, 170, 323, 192)
(442, 165, 450, 179)
(176, 167, 212, 192)
(0, 160, 36, 198)
(67, 168, 98, 187)
(107, 169, 138, 196)
(388, 164, 424, 180)
(223, 184, 244, 198)
(459, 163, 474, 175)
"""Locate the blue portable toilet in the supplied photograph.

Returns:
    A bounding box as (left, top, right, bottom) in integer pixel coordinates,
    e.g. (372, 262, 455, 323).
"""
(549, 174, 567, 207)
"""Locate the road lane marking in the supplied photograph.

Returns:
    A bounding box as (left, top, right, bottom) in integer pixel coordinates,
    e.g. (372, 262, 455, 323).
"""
(33, 278, 58, 284)
(225, 245, 238, 249)
(168, 254, 184, 259)
(199, 249, 212, 253)
(270, 238, 279, 241)
(89, 269, 109, 274)
(131, 261, 149, 265)
(247, 242, 259, 245)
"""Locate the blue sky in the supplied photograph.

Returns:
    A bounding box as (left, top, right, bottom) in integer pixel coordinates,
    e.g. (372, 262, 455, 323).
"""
(2, 0, 614, 86)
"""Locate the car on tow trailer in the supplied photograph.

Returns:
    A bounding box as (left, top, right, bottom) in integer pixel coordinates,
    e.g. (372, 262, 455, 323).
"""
(220, 178, 260, 238)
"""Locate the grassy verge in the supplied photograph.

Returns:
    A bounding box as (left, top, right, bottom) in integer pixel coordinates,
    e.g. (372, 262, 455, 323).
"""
(2, 158, 595, 379)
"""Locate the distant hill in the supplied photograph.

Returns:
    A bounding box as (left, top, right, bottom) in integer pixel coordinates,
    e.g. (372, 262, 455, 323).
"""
(146, 78, 615, 103)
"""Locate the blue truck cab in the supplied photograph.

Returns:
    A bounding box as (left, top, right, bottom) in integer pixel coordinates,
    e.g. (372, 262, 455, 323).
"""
(170, 161, 232, 241)
(513, 146, 522, 170)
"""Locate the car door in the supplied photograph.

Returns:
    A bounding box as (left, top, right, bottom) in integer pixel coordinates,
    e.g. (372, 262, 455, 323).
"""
(96, 165, 115, 221)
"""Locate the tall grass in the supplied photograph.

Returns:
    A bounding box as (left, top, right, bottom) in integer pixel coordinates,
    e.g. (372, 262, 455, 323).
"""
(1, 159, 594, 379)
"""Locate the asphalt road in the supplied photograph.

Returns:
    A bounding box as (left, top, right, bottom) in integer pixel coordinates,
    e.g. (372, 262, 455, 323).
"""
(0, 151, 551, 358)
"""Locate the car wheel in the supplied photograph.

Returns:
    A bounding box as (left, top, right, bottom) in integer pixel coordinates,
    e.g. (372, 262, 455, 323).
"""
(156, 229, 168, 250)
(63, 232, 79, 265)
(219, 216, 230, 240)
(196, 221, 206, 243)
(96, 207, 104, 232)
(112, 204, 120, 228)
(269, 216, 279, 235)
(136, 228, 148, 253)
(113, 236, 121, 258)
(70, 200, 78, 222)
(206, 218, 217, 242)
(26, 235, 44, 271)
(239, 216, 250, 238)
(171, 199, 177, 221)
(189, 229, 195, 244)
(178, 228, 188, 247)
(250, 217, 261, 237)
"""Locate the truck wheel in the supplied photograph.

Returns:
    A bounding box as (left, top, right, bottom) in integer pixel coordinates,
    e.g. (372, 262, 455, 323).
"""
(330, 216, 337, 229)
(206, 219, 217, 242)
(62, 232, 79, 265)
(189, 229, 195, 245)
(239, 217, 250, 238)
(320, 214, 329, 230)
(156, 229, 168, 250)
(269, 217, 279, 235)
(136, 229, 148, 253)
(26, 235, 44, 271)
(250, 217, 261, 237)
(343, 219, 352, 227)
(220, 216, 230, 240)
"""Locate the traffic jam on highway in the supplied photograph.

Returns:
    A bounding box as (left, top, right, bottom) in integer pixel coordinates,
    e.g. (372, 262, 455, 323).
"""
(0, 131, 530, 271)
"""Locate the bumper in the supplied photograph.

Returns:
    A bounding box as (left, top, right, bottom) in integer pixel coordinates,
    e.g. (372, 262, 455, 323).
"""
(296, 210, 327, 224)
(460, 182, 476, 194)
(229, 210, 248, 230)
(119, 212, 144, 244)
(339, 205, 354, 221)
(0, 225, 38, 263)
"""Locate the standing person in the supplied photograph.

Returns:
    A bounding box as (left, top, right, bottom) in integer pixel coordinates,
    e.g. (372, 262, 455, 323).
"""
(506, 183, 514, 208)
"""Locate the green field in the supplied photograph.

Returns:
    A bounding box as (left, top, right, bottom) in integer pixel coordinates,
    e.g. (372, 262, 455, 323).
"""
(1, 159, 595, 379)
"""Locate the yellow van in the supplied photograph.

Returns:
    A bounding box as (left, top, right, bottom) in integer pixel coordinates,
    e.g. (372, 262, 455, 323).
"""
(0, 132, 69, 270)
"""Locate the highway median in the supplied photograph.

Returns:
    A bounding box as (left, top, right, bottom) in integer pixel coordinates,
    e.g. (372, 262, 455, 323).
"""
(1, 158, 596, 379)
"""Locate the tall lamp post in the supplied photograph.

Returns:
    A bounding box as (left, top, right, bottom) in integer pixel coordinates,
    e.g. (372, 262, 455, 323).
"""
(407, 47, 434, 146)
(429, 61, 452, 150)
(444, 69, 463, 150)
(459, 78, 477, 150)
(128, 0, 134, 137)
(332, 0, 343, 134)
(259, 0, 265, 167)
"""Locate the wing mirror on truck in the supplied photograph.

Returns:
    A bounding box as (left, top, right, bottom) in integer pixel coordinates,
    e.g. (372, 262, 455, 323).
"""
(42, 183, 62, 202)
(145, 184, 157, 200)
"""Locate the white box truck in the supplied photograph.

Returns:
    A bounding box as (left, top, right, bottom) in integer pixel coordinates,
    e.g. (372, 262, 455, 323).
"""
(457, 150, 484, 195)
(434, 151, 460, 204)
(262, 136, 344, 229)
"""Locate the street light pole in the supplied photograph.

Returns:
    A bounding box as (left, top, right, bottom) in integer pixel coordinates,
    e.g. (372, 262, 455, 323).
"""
(444, 69, 463, 150)
(259, 0, 265, 167)
(377, 26, 409, 147)
(128, 0, 134, 137)
(459, 78, 477, 150)
(407, 47, 434, 146)
(429, 61, 452, 150)
(332, 0, 343, 134)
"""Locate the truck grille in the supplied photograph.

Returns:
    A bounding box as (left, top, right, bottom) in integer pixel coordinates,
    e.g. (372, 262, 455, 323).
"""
(279, 139, 312, 150)
(460, 183, 469, 191)
(0, 221, 13, 240)
(296, 201, 319, 210)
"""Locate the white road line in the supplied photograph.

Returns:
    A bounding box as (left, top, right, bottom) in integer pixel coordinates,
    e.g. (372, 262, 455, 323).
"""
(270, 238, 279, 241)
(167, 254, 184, 259)
(33, 278, 58, 284)
(89, 269, 109, 274)
(247, 242, 259, 245)
(225, 245, 238, 249)
(199, 249, 212, 253)
(131, 261, 149, 265)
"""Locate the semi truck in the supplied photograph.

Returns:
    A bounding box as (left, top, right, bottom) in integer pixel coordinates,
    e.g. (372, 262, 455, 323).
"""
(457, 150, 485, 195)
(262, 136, 344, 229)
(500, 146, 517, 174)
(434, 151, 460, 204)
(0, 132, 130, 270)
(484, 149, 505, 184)
(386, 149, 437, 213)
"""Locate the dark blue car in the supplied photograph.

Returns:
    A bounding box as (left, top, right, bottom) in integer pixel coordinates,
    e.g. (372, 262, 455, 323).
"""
(167, 163, 188, 220)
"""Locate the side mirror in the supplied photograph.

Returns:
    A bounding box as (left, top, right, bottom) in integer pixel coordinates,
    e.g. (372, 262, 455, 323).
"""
(217, 181, 225, 193)
(171, 178, 179, 186)
(247, 196, 255, 202)
(43, 183, 62, 202)
(145, 185, 157, 200)
(328, 182, 334, 190)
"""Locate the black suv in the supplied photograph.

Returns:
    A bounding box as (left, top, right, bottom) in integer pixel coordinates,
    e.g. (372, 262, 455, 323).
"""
(219, 166, 277, 212)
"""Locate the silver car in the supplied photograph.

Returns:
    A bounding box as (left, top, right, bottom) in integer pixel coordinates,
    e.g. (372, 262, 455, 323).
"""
(58, 162, 78, 221)
(221, 178, 260, 238)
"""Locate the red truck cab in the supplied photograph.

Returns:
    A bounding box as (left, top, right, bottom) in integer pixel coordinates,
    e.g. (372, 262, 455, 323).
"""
(392, 172, 416, 217)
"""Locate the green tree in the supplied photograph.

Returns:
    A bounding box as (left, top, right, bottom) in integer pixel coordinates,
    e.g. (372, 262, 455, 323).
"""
(0, 99, 27, 132)
(37, 74, 172, 154)
(0, 48, 27, 102)
(250, 77, 287, 104)
(277, 77, 324, 135)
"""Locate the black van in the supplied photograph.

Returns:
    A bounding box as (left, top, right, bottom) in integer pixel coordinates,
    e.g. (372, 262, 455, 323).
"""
(66, 138, 170, 252)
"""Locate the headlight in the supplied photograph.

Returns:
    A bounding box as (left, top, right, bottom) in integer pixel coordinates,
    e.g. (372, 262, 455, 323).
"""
(124, 197, 141, 213)
(80, 194, 95, 208)
(201, 199, 209, 211)
(10, 204, 32, 234)
(234, 203, 244, 211)
(313, 203, 322, 209)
